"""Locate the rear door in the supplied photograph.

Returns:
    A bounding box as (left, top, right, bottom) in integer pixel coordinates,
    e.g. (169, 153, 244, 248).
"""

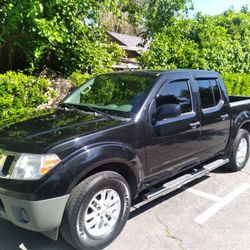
(195, 78, 231, 160)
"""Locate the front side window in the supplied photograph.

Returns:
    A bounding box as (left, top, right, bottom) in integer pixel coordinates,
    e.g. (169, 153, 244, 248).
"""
(197, 79, 221, 109)
(156, 80, 192, 114)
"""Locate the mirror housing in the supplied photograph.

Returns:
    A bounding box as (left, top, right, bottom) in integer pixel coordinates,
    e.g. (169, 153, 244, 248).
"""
(157, 104, 181, 120)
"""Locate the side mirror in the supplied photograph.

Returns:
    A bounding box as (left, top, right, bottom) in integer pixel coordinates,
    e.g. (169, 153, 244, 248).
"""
(157, 104, 181, 120)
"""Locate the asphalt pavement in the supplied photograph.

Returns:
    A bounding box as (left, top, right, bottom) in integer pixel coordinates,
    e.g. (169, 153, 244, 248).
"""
(1, 160, 250, 250)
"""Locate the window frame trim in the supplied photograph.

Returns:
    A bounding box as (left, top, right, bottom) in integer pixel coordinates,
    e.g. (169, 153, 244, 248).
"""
(196, 77, 223, 112)
(155, 79, 194, 116)
(210, 78, 222, 106)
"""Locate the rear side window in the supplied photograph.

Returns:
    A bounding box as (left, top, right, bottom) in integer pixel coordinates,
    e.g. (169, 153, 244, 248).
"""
(210, 79, 221, 104)
(197, 79, 221, 109)
(156, 80, 192, 114)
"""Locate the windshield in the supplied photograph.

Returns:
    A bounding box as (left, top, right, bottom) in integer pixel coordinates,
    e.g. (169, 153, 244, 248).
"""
(64, 73, 158, 118)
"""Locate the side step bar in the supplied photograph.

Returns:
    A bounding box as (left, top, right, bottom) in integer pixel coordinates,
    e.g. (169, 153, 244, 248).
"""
(143, 159, 229, 200)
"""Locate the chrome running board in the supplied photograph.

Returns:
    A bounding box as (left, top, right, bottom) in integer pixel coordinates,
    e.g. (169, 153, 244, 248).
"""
(143, 159, 229, 200)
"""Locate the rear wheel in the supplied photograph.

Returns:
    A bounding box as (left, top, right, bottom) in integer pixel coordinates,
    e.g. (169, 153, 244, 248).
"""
(227, 129, 250, 171)
(60, 171, 131, 250)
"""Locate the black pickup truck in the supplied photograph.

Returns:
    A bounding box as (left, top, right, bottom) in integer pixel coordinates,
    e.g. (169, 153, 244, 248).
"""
(0, 70, 250, 249)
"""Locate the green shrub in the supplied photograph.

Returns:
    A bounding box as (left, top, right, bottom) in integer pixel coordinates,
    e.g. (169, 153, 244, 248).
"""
(70, 72, 93, 87)
(70, 70, 113, 87)
(0, 71, 55, 121)
(222, 73, 250, 96)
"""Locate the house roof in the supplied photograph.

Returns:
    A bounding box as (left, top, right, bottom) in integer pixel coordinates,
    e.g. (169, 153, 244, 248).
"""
(107, 31, 148, 51)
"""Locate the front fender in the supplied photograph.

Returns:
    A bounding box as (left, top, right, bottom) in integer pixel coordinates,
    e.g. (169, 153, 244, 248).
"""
(34, 142, 143, 198)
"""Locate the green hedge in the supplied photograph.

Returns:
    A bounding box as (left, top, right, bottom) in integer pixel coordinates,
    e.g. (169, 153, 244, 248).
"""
(70, 70, 113, 87)
(70, 72, 93, 87)
(0, 71, 55, 121)
(222, 73, 250, 96)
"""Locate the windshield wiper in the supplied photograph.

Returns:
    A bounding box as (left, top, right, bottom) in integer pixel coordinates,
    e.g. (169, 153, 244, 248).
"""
(62, 103, 85, 113)
(83, 105, 114, 120)
(62, 103, 114, 120)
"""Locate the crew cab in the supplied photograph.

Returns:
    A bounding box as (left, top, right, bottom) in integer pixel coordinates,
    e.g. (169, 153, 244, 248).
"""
(0, 70, 250, 249)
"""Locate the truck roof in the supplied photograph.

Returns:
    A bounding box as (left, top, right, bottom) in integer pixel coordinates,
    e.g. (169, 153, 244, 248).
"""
(107, 69, 219, 78)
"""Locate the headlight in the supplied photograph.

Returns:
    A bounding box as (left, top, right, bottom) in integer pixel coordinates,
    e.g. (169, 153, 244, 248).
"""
(10, 154, 61, 180)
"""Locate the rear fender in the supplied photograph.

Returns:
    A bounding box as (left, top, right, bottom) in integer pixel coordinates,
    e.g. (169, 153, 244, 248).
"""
(225, 111, 250, 156)
(231, 111, 250, 140)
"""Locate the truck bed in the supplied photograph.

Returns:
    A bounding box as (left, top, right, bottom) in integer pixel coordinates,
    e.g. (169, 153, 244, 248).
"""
(229, 96, 250, 118)
(229, 95, 250, 108)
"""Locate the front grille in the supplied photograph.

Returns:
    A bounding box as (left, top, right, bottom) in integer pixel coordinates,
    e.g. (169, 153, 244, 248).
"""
(2, 155, 15, 175)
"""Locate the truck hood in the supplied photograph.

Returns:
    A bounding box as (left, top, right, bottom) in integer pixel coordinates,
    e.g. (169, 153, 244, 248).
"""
(0, 109, 123, 153)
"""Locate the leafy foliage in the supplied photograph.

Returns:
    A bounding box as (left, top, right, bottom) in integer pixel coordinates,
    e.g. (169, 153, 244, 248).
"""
(0, 71, 55, 120)
(0, 0, 124, 75)
(140, 10, 250, 74)
(123, 0, 193, 38)
(222, 73, 250, 96)
(70, 72, 94, 87)
(100, 10, 142, 36)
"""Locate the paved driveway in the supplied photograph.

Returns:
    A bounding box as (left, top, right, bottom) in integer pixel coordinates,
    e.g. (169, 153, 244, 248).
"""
(1, 161, 250, 250)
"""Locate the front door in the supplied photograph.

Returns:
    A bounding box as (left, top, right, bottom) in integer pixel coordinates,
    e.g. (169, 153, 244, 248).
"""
(145, 75, 201, 178)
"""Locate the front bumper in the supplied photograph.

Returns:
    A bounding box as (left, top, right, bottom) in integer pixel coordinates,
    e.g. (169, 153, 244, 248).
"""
(0, 190, 69, 240)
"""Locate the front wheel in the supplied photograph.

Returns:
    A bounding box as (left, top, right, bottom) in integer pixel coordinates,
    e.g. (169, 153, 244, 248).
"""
(60, 171, 131, 250)
(227, 129, 250, 172)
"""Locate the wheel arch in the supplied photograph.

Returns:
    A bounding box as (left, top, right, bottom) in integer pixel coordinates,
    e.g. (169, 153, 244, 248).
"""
(223, 110, 250, 158)
(226, 118, 250, 158)
(240, 122, 250, 134)
(232, 111, 250, 138)
(63, 142, 144, 199)
(75, 162, 139, 199)
(37, 142, 144, 200)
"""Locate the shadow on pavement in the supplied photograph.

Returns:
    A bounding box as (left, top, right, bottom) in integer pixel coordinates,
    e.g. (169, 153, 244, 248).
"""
(211, 165, 232, 174)
(130, 175, 209, 220)
(0, 219, 74, 250)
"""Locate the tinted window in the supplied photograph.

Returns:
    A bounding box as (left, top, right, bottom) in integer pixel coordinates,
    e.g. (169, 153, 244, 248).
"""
(210, 79, 221, 104)
(197, 80, 214, 109)
(64, 74, 158, 118)
(156, 80, 192, 114)
(197, 79, 221, 109)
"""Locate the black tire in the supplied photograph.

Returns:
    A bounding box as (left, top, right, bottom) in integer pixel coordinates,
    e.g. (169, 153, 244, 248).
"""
(227, 129, 250, 172)
(60, 171, 131, 250)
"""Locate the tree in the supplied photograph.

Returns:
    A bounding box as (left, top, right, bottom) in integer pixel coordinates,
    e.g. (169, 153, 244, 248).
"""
(123, 0, 193, 38)
(240, 4, 250, 14)
(140, 10, 250, 74)
(100, 11, 142, 36)
(0, 0, 125, 75)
